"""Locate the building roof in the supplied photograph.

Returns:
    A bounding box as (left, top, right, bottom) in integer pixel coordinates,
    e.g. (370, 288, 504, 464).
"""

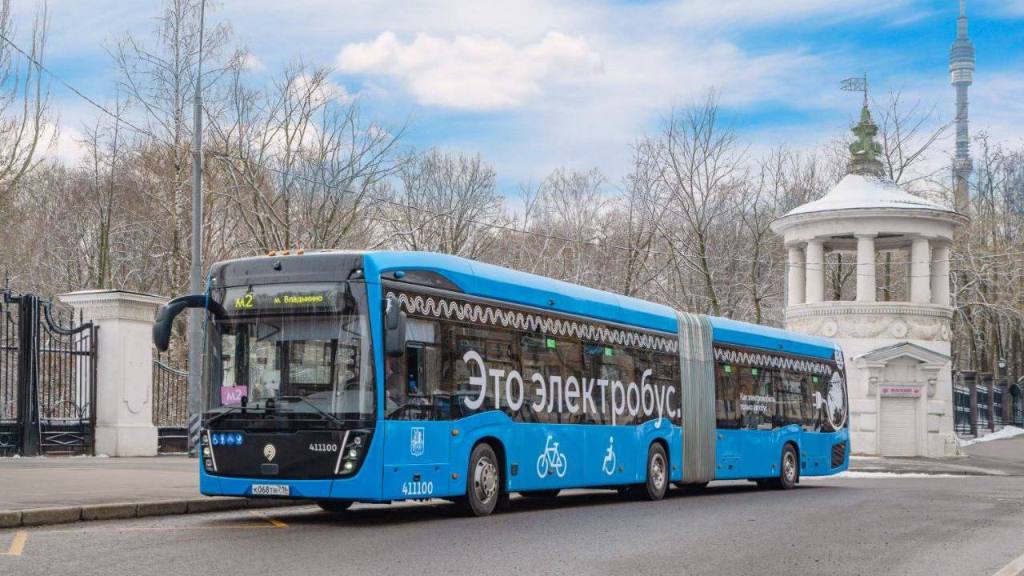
(783, 173, 955, 217)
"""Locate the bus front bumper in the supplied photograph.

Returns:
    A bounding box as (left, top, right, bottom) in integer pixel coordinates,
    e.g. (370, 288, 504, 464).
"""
(199, 457, 385, 502)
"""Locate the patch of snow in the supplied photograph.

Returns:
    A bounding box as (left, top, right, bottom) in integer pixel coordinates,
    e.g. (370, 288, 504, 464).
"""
(957, 426, 1024, 448)
(805, 471, 961, 479)
(784, 173, 954, 216)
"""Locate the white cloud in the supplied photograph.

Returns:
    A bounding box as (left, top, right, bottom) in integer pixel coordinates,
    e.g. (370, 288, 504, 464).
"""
(290, 73, 355, 106)
(39, 123, 88, 167)
(240, 52, 265, 72)
(337, 31, 603, 110)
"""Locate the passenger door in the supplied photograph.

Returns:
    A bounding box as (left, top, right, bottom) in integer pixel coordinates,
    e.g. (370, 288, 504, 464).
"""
(382, 323, 453, 500)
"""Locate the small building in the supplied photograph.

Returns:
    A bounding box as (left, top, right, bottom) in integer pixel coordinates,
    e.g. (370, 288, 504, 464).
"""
(771, 105, 966, 457)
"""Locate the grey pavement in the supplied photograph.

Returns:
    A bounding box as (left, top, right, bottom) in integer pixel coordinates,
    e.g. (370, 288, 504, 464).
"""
(3, 475, 1024, 576)
(0, 456, 197, 511)
(851, 435, 1024, 477)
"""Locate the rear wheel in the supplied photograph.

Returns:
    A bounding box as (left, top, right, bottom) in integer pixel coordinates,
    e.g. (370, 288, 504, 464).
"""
(641, 443, 669, 501)
(773, 444, 799, 490)
(464, 443, 501, 517)
(316, 500, 353, 514)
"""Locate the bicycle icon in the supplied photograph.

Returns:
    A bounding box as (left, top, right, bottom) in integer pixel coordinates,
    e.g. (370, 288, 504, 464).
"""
(536, 434, 568, 478)
(602, 436, 616, 476)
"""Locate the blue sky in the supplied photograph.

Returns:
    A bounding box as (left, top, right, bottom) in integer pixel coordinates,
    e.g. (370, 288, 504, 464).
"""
(13, 0, 1024, 193)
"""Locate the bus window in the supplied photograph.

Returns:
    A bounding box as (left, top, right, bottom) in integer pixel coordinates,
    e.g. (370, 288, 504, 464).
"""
(715, 363, 740, 429)
(446, 323, 518, 419)
(776, 369, 804, 427)
(739, 366, 775, 430)
(519, 334, 582, 424)
(385, 318, 442, 420)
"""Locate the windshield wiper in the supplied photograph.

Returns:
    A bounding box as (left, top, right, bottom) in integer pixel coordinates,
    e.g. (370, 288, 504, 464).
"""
(276, 396, 348, 427)
(204, 405, 244, 427)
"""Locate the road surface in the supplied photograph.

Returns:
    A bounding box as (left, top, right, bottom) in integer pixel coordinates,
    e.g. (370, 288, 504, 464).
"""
(3, 475, 1024, 576)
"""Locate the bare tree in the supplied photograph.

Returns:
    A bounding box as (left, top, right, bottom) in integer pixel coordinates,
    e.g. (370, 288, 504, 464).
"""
(385, 149, 503, 257)
(652, 93, 744, 316)
(211, 63, 402, 252)
(0, 0, 51, 211)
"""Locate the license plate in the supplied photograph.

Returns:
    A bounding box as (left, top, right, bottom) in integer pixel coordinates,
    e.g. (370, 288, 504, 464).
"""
(251, 484, 290, 497)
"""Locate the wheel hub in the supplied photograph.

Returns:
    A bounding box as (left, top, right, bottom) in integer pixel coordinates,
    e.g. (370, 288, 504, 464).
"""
(474, 456, 498, 503)
(651, 453, 666, 490)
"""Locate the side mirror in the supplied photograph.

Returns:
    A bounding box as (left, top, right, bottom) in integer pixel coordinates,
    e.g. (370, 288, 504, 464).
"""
(383, 295, 406, 358)
(153, 294, 227, 352)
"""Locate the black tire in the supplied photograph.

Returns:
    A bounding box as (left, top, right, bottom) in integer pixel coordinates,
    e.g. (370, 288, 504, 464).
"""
(641, 443, 669, 501)
(776, 444, 799, 490)
(521, 489, 560, 499)
(316, 500, 353, 514)
(464, 443, 501, 517)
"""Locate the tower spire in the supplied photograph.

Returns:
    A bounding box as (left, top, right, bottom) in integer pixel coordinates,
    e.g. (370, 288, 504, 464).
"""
(950, 0, 975, 214)
(847, 104, 884, 178)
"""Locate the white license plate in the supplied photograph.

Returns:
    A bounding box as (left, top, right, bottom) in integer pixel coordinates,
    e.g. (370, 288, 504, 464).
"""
(251, 484, 290, 497)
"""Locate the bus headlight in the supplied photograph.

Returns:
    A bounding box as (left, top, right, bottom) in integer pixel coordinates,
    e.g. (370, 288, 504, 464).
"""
(336, 431, 370, 476)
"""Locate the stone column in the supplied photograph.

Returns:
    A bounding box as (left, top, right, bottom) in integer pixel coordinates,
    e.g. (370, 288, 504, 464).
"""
(787, 245, 805, 306)
(931, 241, 951, 306)
(855, 234, 877, 302)
(805, 239, 825, 304)
(910, 237, 932, 304)
(59, 290, 167, 457)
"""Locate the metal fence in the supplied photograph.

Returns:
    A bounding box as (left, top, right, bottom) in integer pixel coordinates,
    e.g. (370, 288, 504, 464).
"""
(0, 290, 96, 456)
(953, 383, 972, 436)
(153, 352, 188, 453)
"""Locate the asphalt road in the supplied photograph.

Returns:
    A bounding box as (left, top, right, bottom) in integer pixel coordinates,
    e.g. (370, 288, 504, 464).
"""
(4, 475, 1024, 576)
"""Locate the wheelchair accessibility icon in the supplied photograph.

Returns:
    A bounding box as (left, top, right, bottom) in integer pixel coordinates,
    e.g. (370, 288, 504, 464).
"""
(602, 436, 617, 476)
(536, 435, 568, 478)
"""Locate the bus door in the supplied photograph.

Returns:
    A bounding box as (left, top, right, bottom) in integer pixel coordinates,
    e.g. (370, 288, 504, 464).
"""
(382, 324, 452, 500)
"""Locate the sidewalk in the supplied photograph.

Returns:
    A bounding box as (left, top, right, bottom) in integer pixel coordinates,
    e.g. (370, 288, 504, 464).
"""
(848, 435, 1024, 477)
(0, 455, 296, 528)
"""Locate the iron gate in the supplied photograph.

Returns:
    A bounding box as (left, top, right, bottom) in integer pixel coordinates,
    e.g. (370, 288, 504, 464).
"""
(153, 352, 188, 453)
(0, 290, 97, 456)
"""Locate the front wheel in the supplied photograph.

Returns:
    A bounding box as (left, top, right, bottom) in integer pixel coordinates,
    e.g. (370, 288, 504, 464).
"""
(465, 443, 501, 517)
(316, 500, 353, 514)
(641, 443, 669, 501)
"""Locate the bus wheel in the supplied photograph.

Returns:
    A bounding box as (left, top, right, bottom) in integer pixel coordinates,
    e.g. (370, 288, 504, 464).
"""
(521, 489, 560, 499)
(641, 443, 669, 501)
(775, 444, 799, 490)
(465, 443, 501, 517)
(316, 500, 353, 514)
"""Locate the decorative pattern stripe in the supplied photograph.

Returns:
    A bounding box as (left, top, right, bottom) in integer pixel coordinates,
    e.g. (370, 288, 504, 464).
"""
(713, 347, 833, 375)
(389, 291, 679, 354)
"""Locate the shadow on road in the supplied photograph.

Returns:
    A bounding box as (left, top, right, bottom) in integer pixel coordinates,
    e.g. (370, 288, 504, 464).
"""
(259, 482, 837, 529)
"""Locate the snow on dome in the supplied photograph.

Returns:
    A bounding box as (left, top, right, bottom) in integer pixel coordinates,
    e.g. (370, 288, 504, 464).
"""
(784, 173, 954, 217)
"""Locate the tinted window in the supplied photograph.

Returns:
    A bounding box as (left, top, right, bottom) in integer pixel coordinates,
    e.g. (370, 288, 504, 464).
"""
(715, 363, 741, 429)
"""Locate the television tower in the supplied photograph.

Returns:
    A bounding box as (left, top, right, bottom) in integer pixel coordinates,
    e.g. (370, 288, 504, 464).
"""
(949, 0, 975, 214)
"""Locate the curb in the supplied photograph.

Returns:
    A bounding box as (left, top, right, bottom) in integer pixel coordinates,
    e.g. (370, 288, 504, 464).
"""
(1, 498, 306, 528)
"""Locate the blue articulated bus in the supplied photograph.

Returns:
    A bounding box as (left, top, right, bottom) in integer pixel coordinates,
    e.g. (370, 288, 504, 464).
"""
(153, 250, 849, 516)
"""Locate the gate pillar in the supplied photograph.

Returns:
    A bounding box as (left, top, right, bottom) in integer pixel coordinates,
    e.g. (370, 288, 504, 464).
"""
(59, 290, 167, 456)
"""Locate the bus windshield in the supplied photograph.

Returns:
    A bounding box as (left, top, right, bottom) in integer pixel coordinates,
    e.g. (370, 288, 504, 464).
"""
(206, 281, 375, 421)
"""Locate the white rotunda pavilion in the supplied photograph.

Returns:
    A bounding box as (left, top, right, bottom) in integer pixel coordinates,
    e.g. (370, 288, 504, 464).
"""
(772, 106, 967, 458)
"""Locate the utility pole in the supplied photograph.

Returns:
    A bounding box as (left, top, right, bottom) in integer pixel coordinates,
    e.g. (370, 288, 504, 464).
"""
(187, 0, 207, 456)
